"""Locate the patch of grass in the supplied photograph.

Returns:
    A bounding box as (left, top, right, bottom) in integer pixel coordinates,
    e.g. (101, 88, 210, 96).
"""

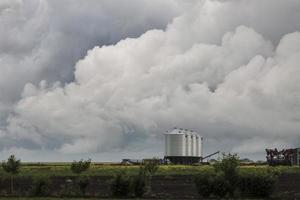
(0, 163, 299, 178)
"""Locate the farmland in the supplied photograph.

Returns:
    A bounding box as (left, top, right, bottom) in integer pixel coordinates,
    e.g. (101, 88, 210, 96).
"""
(1, 163, 211, 177)
(0, 162, 299, 177)
(0, 161, 299, 199)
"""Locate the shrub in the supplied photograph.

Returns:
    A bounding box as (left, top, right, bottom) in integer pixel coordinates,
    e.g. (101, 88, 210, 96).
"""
(214, 153, 239, 181)
(239, 171, 277, 198)
(2, 155, 21, 194)
(131, 166, 147, 197)
(2, 155, 21, 174)
(195, 153, 278, 198)
(195, 172, 230, 198)
(143, 157, 160, 195)
(211, 173, 230, 198)
(213, 153, 239, 195)
(144, 158, 160, 176)
(111, 170, 130, 197)
(32, 176, 50, 196)
(70, 159, 91, 174)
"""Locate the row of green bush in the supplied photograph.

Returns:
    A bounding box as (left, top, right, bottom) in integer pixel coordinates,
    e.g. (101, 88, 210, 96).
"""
(195, 170, 277, 198)
(111, 167, 147, 197)
(0, 170, 280, 198)
(194, 153, 278, 198)
(111, 159, 160, 197)
(1, 154, 280, 198)
(0, 155, 159, 198)
(0, 175, 89, 197)
(1, 155, 93, 195)
(0, 170, 148, 197)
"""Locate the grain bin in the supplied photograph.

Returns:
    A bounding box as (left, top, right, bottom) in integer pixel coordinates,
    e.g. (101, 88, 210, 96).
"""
(165, 130, 186, 157)
(185, 133, 192, 156)
(196, 135, 202, 157)
(164, 128, 203, 164)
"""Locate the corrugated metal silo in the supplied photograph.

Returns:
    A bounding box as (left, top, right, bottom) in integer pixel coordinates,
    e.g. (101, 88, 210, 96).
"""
(192, 134, 197, 156)
(185, 133, 192, 156)
(195, 135, 203, 157)
(199, 136, 203, 157)
(164, 129, 186, 157)
(196, 136, 199, 157)
(164, 128, 203, 164)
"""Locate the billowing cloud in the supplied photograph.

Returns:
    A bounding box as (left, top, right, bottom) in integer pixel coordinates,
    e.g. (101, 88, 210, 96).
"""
(2, 0, 300, 161)
(0, 0, 181, 126)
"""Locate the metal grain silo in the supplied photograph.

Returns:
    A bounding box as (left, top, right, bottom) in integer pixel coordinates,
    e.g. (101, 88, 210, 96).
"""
(164, 128, 203, 164)
(192, 134, 197, 156)
(185, 133, 192, 156)
(199, 136, 203, 157)
(196, 135, 203, 157)
(164, 128, 186, 157)
(196, 135, 199, 157)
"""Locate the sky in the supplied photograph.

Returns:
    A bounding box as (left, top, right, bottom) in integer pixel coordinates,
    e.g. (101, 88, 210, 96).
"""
(0, 0, 300, 162)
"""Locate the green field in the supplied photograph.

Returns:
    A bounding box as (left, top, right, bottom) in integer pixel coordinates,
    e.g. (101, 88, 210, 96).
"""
(0, 163, 299, 177)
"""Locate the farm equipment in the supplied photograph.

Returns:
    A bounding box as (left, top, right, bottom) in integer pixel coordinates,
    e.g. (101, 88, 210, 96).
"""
(266, 148, 295, 166)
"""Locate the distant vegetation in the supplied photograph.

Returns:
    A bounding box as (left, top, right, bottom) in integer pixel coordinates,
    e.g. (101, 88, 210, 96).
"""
(0, 155, 298, 198)
(70, 159, 91, 174)
(1, 155, 21, 194)
(110, 158, 160, 198)
(0, 160, 299, 177)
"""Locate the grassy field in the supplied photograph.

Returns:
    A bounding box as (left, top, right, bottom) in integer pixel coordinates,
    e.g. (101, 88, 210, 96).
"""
(0, 163, 213, 177)
(0, 163, 299, 177)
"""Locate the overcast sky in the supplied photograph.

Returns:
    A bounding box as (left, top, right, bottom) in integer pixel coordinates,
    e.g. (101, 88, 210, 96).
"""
(0, 0, 300, 162)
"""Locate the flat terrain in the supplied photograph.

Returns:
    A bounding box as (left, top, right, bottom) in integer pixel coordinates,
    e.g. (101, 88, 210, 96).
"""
(0, 164, 299, 199)
(2, 163, 214, 177)
(0, 162, 299, 177)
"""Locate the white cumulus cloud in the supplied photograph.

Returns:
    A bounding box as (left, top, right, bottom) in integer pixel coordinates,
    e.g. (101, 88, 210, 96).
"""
(2, 0, 300, 161)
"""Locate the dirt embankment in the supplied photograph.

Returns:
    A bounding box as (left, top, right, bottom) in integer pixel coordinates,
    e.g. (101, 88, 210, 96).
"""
(0, 174, 299, 199)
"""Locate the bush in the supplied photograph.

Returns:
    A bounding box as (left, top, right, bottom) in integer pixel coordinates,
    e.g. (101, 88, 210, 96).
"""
(143, 157, 160, 195)
(212, 173, 230, 198)
(32, 176, 50, 196)
(111, 170, 131, 197)
(195, 153, 278, 198)
(70, 159, 91, 174)
(213, 153, 240, 196)
(239, 171, 277, 198)
(144, 158, 160, 176)
(2, 155, 21, 174)
(195, 172, 230, 198)
(2, 155, 21, 194)
(214, 153, 239, 187)
(131, 166, 147, 197)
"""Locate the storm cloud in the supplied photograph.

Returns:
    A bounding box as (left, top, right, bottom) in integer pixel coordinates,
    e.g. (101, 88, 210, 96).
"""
(1, 0, 300, 161)
(0, 0, 180, 124)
